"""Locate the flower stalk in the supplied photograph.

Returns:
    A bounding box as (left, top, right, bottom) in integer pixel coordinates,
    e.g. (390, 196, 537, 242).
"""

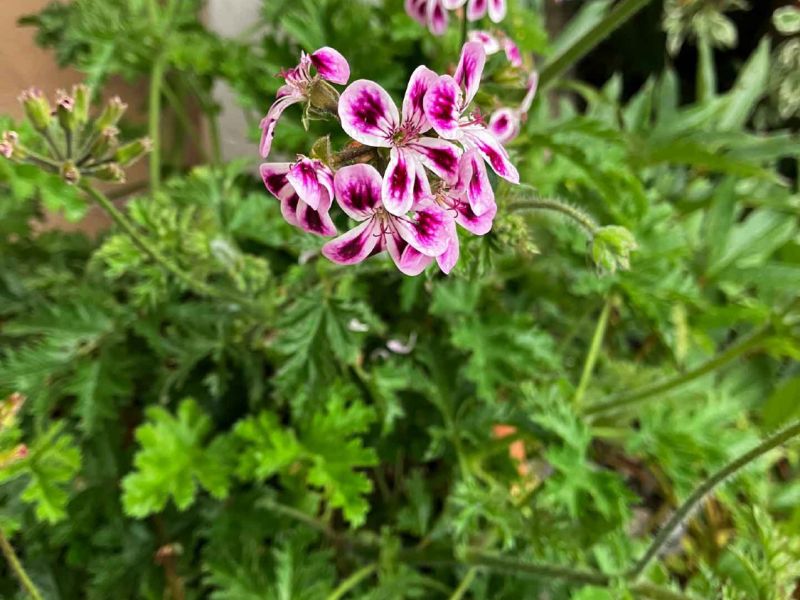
(0, 531, 44, 600)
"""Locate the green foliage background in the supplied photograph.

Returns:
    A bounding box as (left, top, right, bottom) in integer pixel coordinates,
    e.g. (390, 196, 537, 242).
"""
(1, 0, 799, 598)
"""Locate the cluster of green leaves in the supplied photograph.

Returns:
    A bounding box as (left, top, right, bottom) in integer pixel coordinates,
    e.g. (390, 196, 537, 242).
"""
(0, 1, 799, 599)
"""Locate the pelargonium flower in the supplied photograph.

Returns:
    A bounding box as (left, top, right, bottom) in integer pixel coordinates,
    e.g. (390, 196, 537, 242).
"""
(424, 42, 519, 186)
(489, 71, 539, 144)
(259, 47, 350, 159)
(260, 156, 337, 237)
(444, 0, 506, 23)
(398, 150, 497, 275)
(468, 30, 522, 67)
(405, 0, 449, 35)
(322, 164, 450, 274)
(338, 67, 462, 216)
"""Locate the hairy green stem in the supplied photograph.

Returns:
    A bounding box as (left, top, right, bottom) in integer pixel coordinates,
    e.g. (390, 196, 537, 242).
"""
(508, 197, 599, 236)
(326, 564, 377, 600)
(573, 296, 612, 408)
(42, 128, 64, 160)
(539, 0, 655, 89)
(585, 325, 772, 416)
(629, 419, 800, 579)
(149, 54, 166, 192)
(460, 11, 469, 48)
(0, 531, 44, 600)
(449, 566, 478, 600)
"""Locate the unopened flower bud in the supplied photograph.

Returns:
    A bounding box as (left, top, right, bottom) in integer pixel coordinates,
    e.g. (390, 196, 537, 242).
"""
(95, 96, 128, 132)
(308, 80, 340, 115)
(93, 163, 126, 183)
(592, 226, 638, 274)
(18, 87, 52, 131)
(90, 126, 120, 159)
(0, 131, 18, 159)
(60, 160, 81, 185)
(56, 89, 76, 132)
(0, 444, 28, 469)
(114, 137, 152, 166)
(0, 392, 25, 429)
(72, 84, 90, 127)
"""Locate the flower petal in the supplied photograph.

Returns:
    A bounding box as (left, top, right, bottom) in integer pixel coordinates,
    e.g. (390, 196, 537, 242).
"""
(423, 75, 463, 139)
(402, 66, 438, 132)
(393, 205, 450, 256)
(258, 93, 303, 158)
(457, 148, 495, 216)
(456, 195, 496, 235)
(467, 0, 488, 21)
(405, 0, 427, 24)
(488, 0, 507, 22)
(410, 136, 462, 183)
(427, 0, 448, 35)
(454, 42, 486, 105)
(382, 148, 416, 216)
(412, 160, 433, 209)
(334, 163, 382, 220)
(259, 162, 292, 197)
(287, 157, 334, 211)
(488, 108, 520, 144)
(503, 37, 522, 66)
(398, 245, 434, 276)
(466, 126, 519, 183)
(310, 47, 350, 85)
(339, 80, 398, 147)
(279, 190, 301, 227)
(443, 0, 466, 8)
(436, 224, 460, 274)
(322, 219, 379, 265)
(468, 30, 501, 55)
(296, 200, 337, 237)
(520, 71, 539, 113)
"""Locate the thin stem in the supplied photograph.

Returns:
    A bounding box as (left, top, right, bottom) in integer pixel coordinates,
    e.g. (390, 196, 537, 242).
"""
(42, 128, 63, 160)
(0, 531, 44, 600)
(573, 296, 612, 408)
(539, 0, 655, 89)
(460, 11, 468, 48)
(508, 197, 599, 236)
(332, 144, 379, 167)
(585, 325, 772, 416)
(449, 566, 478, 600)
(149, 54, 166, 192)
(629, 419, 800, 579)
(326, 564, 377, 600)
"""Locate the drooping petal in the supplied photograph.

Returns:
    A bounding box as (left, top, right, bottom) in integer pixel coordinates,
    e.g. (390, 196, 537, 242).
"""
(398, 245, 434, 276)
(436, 223, 460, 274)
(322, 218, 380, 265)
(310, 47, 350, 85)
(457, 148, 495, 216)
(410, 136, 462, 183)
(455, 196, 496, 235)
(466, 0, 489, 22)
(488, 0, 507, 23)
(405, 0, 427, 24)
(465, 126, 520, 183)
(258, 92, 304, 158)
(402, 66, 438, 132)
(423, 75, 463, 139)
(488, 108, 520, 144)
(339, 80, 398, 148)
(279, 190, 301, 227)
(382, 148, 417, 216)
(412, 160, 433, 209)
(287, 157, 334, 211)
(334, 164, 382, 221)
(259, 162, 292, 197)
(443, 0, 467, 8)
(427, 0, 448, 35)
(468, 30, 501, 55)
(393, 205, 450, 257)
(502, 37, 522, 67)
(296, 200, 337, 237)
(454, 41, 486, 105)
(520, 71, 539, 113)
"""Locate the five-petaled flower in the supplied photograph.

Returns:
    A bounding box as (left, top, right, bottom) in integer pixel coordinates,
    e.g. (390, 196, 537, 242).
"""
(424, 41, 520, 185)
(445, 0, 506, 23)
(489, 71, 539, 144)
(322, 164, 451, 275)
(259, 47, 350, 159)
(339, 67, 462, 216)
(260, 156, 337, 237)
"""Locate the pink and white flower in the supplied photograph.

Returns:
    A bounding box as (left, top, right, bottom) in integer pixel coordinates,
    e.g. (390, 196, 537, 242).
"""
(424, 42, 519, 185)
(338, 67, 462, 216)
(468, 30, 522, 67)
(444, 0, 506, 23)
(322, 164, 450, 274)
(405, 0, 450, 35)
(489, 71, 539, 144)
(260, 156, 337, 237)
(259, 47, 350, 159)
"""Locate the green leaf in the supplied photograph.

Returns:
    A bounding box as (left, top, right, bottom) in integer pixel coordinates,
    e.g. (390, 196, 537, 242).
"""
(717, 38, 770, 131)
(762, 376, 800, 429)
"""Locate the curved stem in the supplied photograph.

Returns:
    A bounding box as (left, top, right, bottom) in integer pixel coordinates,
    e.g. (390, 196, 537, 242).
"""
(585, 325, 772, 416)
(629, 419, 800, 579)
(573, 296, 612, 408)
(449, 566, 478, 600)
(0, 531, 44, 600)
(326, 564, 377, 600)
(508, 198, 599, 236)
(539, 0, 655, 89)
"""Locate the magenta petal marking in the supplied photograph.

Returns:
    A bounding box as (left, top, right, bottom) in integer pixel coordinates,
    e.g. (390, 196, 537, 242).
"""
(394, 205, 450, 257)
(398, 245, 434, 276)
(382, 148, 416, 216)
(458, 149, 495, 216)
(259, 162, 292, 197)
(334, 164, 382, 220)
(454, 42, 486, 105)
(467, 0, 488, 21)
(402, 66, 438, 133)
(456, 196, 496, 235)
(503, 38, 522, 67)
(488, 0, 507, 22)
(468, 30, 501, 55)
(322, 219, 379, 265)
(287, 158, 334, 211)
(310, 47, 350, 85)
(411, 136, 462, 183)
(296, 200, 337, 237)
(405, 0, 427, 24)
(259, 93, 303, 158)
(436, 224, 460, 274)
(412, 160, 433, 209)
(423, 76, 462, 139)
(339, 80, 398, 148)
(488, 108, 519, 144)
(427, 0, 448, 35)
(279, 191, 301, 227)
(467, 127, 520, 183)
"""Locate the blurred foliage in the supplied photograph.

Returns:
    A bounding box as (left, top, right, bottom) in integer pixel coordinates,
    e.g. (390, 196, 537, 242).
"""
(0, 0, 799, 599)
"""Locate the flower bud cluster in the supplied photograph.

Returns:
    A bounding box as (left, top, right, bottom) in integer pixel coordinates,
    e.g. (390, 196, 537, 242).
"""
(1, 85, 151, 186)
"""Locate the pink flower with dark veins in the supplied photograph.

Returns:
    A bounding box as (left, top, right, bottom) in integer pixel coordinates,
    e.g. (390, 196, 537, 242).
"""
(489, 71, 539, 144)
(444, 0, 506, 23)
(424, 42, 519, 187)
(406, 0, 450, 35)
(259, 47, 350, 159)
(468, 30, 522, 67)
(260, 156, 337, 237)
(322, 164, 450, 274)
(338, 67, 462, 216)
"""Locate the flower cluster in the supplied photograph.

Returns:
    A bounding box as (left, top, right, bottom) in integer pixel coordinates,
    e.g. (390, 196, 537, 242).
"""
(259, 42, 520, 276)
(0, 85, 150, 186)
(406, 0, 507, 35)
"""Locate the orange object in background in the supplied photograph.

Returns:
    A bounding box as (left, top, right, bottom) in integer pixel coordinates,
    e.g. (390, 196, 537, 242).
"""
(492, 424, 530, 477)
